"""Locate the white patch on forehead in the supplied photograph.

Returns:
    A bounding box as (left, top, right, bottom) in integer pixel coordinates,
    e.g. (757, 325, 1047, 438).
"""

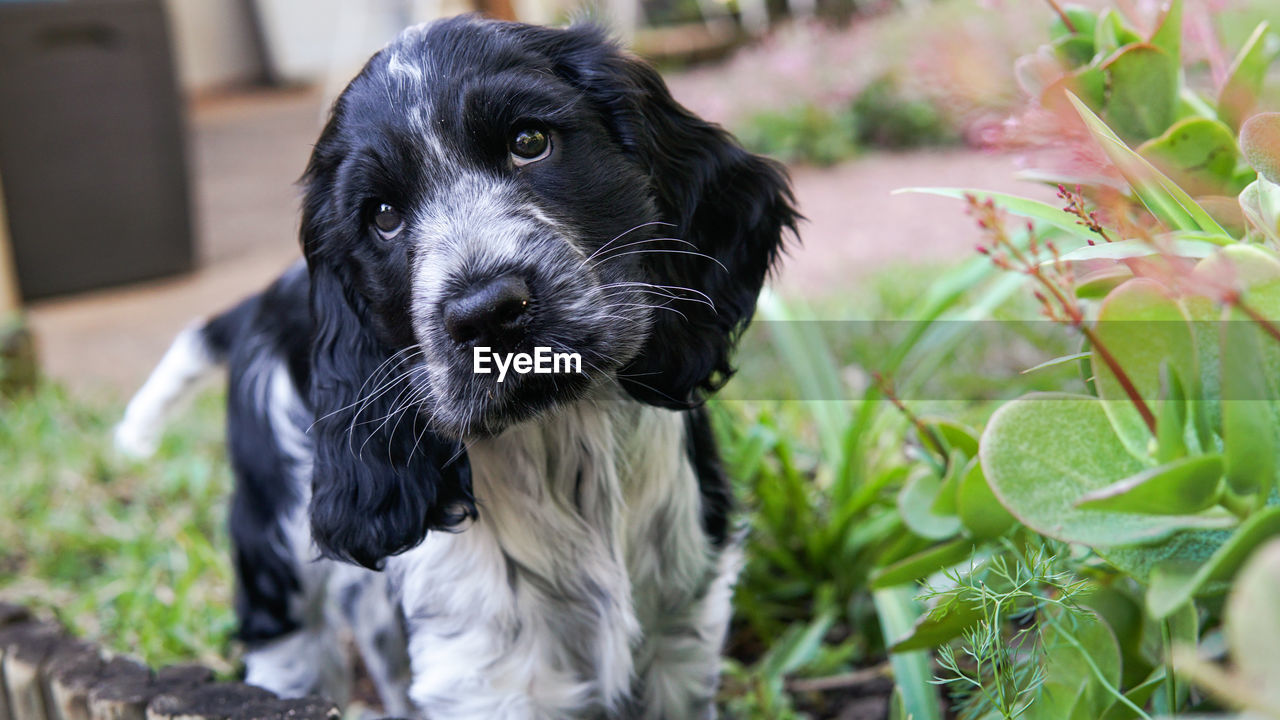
(383, 21, 445, 153)
(386, 51, 424, 85)
(375, 83, 445, 169)
(385, 22, 432, 84)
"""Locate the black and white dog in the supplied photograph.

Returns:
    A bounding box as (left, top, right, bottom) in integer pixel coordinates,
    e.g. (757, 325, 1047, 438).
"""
(116, 17, 797, 719)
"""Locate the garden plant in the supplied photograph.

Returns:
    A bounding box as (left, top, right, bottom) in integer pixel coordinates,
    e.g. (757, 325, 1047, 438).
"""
(723, 1, 1280, 717)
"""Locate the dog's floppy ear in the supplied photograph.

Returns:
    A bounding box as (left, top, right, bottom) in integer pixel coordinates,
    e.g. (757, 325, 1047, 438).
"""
(539, 25, 800, 407)
(302, 139, 474, 571)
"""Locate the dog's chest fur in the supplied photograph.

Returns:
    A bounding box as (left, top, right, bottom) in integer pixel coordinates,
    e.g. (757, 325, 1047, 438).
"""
(389, 389, 734, 719)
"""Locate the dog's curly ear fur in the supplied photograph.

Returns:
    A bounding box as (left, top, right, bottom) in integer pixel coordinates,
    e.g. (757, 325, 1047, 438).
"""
(529, 24, 800, 408)
(302, 123, 474, 571)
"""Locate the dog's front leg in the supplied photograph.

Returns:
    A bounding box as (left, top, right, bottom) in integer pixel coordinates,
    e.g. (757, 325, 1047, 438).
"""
(328, 566, 415, 717)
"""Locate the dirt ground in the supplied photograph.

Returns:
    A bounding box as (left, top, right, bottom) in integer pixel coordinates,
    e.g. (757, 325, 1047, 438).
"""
(25, 86, 1053, 396)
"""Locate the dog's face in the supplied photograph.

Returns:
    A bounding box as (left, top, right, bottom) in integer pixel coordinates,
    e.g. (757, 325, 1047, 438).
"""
(304, 18, 798, 569)
(308, 21, 665, 438)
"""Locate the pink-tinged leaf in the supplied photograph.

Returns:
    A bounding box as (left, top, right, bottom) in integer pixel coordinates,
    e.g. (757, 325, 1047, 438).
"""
(1218, 22, 1276, 133)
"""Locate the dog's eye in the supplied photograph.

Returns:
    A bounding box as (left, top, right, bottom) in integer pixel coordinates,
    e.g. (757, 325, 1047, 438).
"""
(372, 203, 403, 239)
(510, 127, 551, 165)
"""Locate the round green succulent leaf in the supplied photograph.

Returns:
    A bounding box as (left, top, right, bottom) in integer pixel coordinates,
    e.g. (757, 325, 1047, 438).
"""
(1138, 117, 1243, 196)
(981, 393, 1234, 547)
(1241, 112, 1280, 184)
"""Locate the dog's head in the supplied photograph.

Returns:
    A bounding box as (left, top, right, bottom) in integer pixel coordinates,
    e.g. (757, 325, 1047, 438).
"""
(304, 17, 798, 568)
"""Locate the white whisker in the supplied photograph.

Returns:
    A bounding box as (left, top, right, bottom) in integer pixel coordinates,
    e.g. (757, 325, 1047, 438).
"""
(593, 248, 729, 274)
(586, 221, 676, 261)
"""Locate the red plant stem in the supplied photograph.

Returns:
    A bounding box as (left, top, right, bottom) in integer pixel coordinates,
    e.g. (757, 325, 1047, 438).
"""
(1081, 325, 1158, 436)
(1233, 299, 1280, 345)
(874, 373, 950, 463)
(1035, 270, 1078, 322)
(1044, 0, 1077, 32)
(968, 195, 1156, 434)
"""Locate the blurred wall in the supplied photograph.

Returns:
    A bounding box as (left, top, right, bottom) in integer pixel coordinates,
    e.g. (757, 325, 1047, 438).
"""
(161, 0, 568, 95)
(163, 0, 262, 93)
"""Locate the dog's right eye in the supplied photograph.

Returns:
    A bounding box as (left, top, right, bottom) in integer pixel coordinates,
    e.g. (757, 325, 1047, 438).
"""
(371, 203, 404, 240)
(510, 126, 551, 166)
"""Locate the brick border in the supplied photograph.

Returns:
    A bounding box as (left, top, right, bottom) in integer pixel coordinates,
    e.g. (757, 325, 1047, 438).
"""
(0, 604, 337, 720)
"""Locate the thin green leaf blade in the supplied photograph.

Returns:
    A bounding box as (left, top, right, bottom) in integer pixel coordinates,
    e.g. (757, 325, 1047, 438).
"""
(870, 538, 972, 589)
(1067, 92, 1228, 234)
(874, 587, 943, 720)
(894, 187, 1101, 242)
(1053, 237, 1221, 264)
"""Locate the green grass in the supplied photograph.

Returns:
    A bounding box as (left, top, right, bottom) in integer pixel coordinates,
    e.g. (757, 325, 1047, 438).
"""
(0, 384, 237, 673)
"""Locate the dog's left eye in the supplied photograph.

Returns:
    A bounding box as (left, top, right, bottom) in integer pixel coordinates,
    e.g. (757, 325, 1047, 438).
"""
(371, 203, 403, 239)
(510, 127, 551, 166)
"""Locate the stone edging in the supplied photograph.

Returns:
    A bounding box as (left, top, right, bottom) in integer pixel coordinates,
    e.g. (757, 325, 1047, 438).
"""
(0, 604, 337, 720)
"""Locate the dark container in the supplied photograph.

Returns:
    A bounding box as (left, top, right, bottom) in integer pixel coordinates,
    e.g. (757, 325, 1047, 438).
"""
(0, 0, 194, 300)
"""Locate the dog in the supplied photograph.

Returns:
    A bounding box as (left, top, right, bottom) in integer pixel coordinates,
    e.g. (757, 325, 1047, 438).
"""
(116, 16, 797, 719)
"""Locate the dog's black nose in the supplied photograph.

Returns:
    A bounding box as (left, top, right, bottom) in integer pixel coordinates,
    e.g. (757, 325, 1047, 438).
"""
(442, 275, 532, 348)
